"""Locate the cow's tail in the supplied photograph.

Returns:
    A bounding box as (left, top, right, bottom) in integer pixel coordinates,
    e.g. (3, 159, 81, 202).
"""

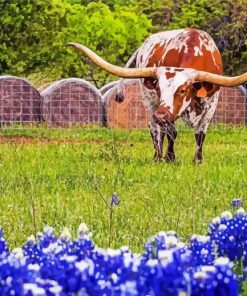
(115, 49, 139, 102)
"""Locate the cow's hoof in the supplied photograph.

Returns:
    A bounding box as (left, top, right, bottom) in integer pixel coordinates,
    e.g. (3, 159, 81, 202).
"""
(153, 154, 163, 162)
(194, 152, 203, 164)
(194, 158, 203, 164)
(165, 153, 175, 163)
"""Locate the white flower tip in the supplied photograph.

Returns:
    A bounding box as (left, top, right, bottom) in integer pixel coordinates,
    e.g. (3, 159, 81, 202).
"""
(158, 250, 173, 267)
(215, 257, 230, 266)
(221, 211, 233, 220)
(60, 227, 71, 243)
(120, 245, 130, 252)
(194, 271, 208, 280)
(236, 207, 246, 216)
(211, 217, 220, 225)
(43, 226, 54, 236)
(191, 234, 210, 243)
(27, 235, 36, 244)
(201, 266, 216, 273)
(165, 236, 178, 248)
(12, 248, 24, 259)
(219, 224, 227, 231)
(78, 223, 89, 236)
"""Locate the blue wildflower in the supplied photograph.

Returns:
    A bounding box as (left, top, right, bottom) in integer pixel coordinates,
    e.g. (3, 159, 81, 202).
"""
(111, 192, 120, 206)
(0, 204, 246, 295)
(231, 198, 243, 208)
(189, 235, 215, 266)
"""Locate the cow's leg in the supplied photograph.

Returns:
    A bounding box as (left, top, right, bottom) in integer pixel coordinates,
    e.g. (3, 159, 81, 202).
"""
(194, 90, 220, 163)
(194, 132, 206, 164)
(165, 125, 177, 163)
(149, 119, 165, 161)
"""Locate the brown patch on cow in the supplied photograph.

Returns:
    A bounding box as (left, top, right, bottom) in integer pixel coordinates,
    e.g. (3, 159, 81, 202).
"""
(146, 43, 166, 67)
(165, 72, 176, 79)
(143, 29, 222, 75)
(161, 49, 183, 67)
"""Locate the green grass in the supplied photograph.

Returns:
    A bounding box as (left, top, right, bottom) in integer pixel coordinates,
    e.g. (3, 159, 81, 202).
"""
(0, 124, 246, 252)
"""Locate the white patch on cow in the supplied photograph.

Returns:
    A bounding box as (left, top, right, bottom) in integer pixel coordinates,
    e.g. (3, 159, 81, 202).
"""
(198, 32, 217, 54)
(182, 108, 202, 128)
(178, 97, 191, 116)
(136, 29, 220, 72)
(194, 46, 203, 56)
(196, 91, 220, 133)
(140, 82, 159, 112)
(156, 68, 196, 113)
(136, 29, 187, 67)
(181, 90, 220, 131)
(198, 32, 220, 70)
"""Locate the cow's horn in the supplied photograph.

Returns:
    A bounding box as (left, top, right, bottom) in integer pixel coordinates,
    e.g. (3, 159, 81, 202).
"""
(195, 71, 247, 86)
(67, 42, 157, 78)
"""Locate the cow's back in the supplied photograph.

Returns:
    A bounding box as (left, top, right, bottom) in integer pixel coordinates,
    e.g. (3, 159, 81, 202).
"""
(136, 28, 222, 75)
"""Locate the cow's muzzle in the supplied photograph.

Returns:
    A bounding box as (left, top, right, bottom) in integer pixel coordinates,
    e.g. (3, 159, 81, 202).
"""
(153, 107, 174, 125)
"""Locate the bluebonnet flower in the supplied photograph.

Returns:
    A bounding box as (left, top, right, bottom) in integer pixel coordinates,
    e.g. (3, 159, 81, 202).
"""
(209, 208, 247, 262)
(111, 192, 120, 206)
(0, 227, 9, 259)
(231, 198, 243, 208)
(191, 258, 239, 296)
(189, 235, 215, 266)
(0, 205, 246, 295)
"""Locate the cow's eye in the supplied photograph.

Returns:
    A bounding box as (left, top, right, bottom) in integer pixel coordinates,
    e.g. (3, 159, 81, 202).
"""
(179, 89, 186, 95)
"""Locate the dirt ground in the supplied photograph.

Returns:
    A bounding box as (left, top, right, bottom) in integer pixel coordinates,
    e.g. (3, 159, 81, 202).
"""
(0, 135, 97, 145)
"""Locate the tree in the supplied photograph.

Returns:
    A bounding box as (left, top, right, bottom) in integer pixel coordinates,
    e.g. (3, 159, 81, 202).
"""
(0, 0, 151, 86)
(129, 0, 175, 32)
(0, 0, 69, 75)
(55, 2, 151, 86)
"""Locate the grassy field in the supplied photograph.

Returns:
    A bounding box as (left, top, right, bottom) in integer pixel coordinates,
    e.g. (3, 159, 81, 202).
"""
(0, 124, 246, 252)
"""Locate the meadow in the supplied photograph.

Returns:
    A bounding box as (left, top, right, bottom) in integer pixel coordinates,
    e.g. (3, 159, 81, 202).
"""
(0, 124, 246, 252)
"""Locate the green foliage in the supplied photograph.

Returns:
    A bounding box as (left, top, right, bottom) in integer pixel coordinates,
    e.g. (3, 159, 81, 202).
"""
(0, 0, 151, 86)
(129, 0, 175, 32)
(57, 2, 151, 86)
(0, 0, 69, 75)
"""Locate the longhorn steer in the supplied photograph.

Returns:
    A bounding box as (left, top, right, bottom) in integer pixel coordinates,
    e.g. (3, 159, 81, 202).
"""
(67, 28, 247, 163)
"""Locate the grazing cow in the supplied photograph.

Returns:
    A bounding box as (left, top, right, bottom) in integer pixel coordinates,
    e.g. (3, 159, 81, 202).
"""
(67, 28, 247, 163)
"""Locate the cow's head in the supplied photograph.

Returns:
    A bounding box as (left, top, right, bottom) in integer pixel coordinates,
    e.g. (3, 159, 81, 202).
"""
(152, 68, 217, 125)
(67, 42, 247, 125)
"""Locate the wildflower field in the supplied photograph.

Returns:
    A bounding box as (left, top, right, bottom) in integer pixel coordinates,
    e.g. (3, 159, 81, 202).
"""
(0, 125, 246, 295)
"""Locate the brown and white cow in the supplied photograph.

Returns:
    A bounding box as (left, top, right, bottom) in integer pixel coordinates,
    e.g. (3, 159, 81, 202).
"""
(67, 28, 247, 163)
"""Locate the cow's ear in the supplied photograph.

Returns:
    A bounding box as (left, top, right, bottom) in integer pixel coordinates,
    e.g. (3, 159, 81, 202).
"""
(196, 86, 208, 97)
(193, 82, 213, 97)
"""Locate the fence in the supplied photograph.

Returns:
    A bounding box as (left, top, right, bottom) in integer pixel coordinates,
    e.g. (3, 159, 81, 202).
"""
(0, 75, 246, 132)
